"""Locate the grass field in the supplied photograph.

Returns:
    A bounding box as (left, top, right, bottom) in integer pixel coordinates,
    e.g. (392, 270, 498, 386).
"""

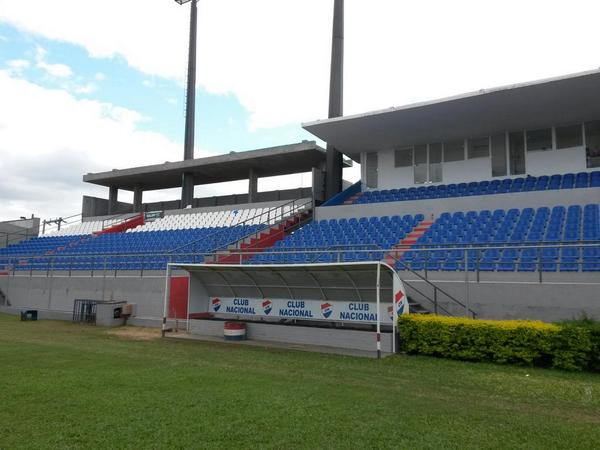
(0, 313, 599, 449)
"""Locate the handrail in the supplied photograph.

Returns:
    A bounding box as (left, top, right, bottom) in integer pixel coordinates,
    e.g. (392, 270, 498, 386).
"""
(167, 197, 313, 255)
(222, 200, 314, 255)
(402, 280, 453, 316)
(3, 241, 599, 261)
(288, 241, 476, 317)
(386, 250, 477, 318)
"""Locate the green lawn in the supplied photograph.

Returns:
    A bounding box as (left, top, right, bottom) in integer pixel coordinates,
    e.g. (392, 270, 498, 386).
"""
(0, 314, 598, 449)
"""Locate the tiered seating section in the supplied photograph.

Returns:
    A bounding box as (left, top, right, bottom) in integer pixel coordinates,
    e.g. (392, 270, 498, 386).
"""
(43, 218, 125, 237)
(132, 206, 292, 233)
(0, 208, 278, 271)
(2, 198, 598, 273)
(250, 215, 424, 264)
(351, 171, 600, 205)
(402, 204, 599, 272)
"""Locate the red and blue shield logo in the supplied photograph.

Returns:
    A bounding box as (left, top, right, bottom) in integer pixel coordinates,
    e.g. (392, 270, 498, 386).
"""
(262, 299, 273, 315)
(321, 302, 333, 319)
(212, 297, 221, 312)
(395, 291, 405, 316)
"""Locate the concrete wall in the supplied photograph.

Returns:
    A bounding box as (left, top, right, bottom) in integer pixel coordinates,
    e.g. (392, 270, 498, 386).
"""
(82, 196, 132, 218)
(0, 218, 40, 249)
(188, 319, 394, 354)
(315, 187, 598, 221)
(400, 271, 600, 321)
(0, 273, 169, 318)
(1, 269, 598, 322)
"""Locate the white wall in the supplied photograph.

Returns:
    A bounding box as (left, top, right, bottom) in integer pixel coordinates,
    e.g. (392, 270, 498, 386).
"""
(367, 145, 594, 191)
(525, 146, 587, 176)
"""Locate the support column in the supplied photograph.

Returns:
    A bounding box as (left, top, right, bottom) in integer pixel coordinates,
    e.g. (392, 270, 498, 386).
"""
(181, 173, 195, 208)
(325, 0, 344, 200)
(248, 168, 258, 203)
(133, 185, 143, 213)
(108, 186, 118, 215)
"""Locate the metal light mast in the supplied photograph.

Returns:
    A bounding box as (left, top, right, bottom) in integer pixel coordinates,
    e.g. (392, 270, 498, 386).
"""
(175, 0, 198, 207)
(325, 0, 344, 200)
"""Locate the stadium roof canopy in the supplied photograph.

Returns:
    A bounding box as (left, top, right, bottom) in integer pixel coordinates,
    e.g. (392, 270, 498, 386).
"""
(83, 141, 349, 191)
(303, 69, 600, 161)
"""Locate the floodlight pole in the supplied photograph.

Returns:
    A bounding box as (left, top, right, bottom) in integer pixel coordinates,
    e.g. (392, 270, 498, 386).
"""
(325, 0, 344, 200)
(177, 0, 199, 208)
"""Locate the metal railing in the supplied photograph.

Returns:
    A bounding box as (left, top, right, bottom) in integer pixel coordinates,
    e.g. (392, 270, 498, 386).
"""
(2, 241, 598, 317)
(168, 197, 313, 258)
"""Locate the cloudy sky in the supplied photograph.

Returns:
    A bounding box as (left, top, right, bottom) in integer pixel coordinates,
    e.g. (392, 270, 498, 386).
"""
(0, 0, 598, 222)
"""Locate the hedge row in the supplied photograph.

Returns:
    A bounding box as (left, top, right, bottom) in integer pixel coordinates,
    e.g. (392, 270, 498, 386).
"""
(398, 315, 599, 371)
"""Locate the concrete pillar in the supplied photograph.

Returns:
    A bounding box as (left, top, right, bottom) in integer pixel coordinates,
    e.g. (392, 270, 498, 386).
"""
(108, 186, 118, 215)
(133, 185, 143, 213)
(248, 168, 258, 203)
(181, 172, 195, 208)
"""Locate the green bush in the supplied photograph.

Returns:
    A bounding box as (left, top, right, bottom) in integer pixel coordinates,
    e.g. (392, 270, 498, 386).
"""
(398, 315, 598, 372)
(560, 316, 600, 372)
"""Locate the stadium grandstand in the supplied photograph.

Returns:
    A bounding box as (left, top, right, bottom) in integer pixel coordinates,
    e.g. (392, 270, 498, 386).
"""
(1, 0, 599, 355)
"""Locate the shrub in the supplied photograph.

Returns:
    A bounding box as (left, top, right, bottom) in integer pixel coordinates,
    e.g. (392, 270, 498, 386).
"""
(398, 315, 597, 371)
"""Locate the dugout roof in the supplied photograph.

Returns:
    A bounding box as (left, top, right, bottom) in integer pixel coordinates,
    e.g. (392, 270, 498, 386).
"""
(172, 262, 397, 303)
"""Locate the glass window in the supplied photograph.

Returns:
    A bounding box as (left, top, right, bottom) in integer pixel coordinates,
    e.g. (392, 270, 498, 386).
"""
(509, 131, 526, 175)
(467, 137, 489, 159)
(491, 134, 507, 177)
(585, 120, 600, 168)
(526, 128, 552, 151)
(394, 147, 413, 167)
(443, 140, 464, 162)
(413, 145, 427, 184)
(556, 124, 583, 149)
(429, 143, 442, 182)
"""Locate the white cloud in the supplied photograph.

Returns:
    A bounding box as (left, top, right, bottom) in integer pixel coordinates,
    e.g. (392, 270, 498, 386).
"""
(0, 71, 206, 221)
(5, 58, 30, 74)
(94, 72, 106, 81)
(1, 0, 598, 131)
(34, 45, 73, 78)
(72, 82, 97, 94)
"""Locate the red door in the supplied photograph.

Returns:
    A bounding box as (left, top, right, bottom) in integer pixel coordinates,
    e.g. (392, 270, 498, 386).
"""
(168, 276, 189, 319)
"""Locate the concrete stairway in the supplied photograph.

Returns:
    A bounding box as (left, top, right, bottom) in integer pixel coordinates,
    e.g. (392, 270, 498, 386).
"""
(94, 214, 145, 235)
(384, 219, 434, 266)
(215, 210, 312, 264)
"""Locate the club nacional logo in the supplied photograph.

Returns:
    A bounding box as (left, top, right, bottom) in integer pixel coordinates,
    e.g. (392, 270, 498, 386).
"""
(211, 297, 221, 312)
(321, 302, 333, 319)
(262, 299, 273, 315)
(395, 290, 406, 316)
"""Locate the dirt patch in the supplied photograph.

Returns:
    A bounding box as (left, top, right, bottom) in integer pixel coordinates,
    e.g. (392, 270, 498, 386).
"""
(106, 327, 161, 341)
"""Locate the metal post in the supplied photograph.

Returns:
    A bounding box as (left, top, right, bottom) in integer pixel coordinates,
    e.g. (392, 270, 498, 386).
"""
(464, 251, 470, 317)
(376, 262, 381, 359)
(162, 264, 172, 338)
